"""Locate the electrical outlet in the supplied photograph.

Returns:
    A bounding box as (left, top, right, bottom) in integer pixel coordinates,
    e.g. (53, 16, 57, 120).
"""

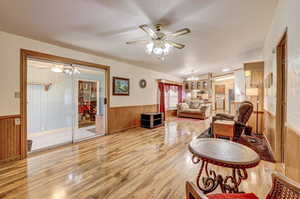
(15, 118, 21, 125)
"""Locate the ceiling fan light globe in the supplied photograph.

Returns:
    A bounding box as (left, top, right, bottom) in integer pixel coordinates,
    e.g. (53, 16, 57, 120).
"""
(163, 49, 168, 55)
(165, 43, 172, 49)
(146, 42, 154, 54)
(153, 47, 163, 55)
(163, 43, 172, 55)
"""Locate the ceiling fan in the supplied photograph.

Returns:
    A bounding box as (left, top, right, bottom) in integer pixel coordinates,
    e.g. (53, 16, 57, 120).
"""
(126, 24, 191, 60)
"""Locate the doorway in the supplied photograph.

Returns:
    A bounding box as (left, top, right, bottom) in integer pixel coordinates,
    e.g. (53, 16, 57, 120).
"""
(276, 31, 287, 162)
(213, 75, 235, 114)
(21, 50, 110, 155)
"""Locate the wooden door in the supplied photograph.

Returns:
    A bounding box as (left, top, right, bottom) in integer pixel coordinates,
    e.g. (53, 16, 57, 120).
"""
(215, 85, 225, 111)
(215, 85, 225, 95)
(276, 31, 287, 162)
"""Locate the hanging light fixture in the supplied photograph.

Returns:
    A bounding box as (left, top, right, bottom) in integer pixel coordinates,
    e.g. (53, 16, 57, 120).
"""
(73, 67, 80, 74)
(51, 63, 81, 75)
(186, 70, 199, 81)
(63, 68, 72, 75)
(126, 24, 190, 61)
(63, 67, 80, 75)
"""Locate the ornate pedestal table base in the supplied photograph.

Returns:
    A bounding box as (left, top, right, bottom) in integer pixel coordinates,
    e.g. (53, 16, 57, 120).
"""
(188, 138, 260, 194)
(192, 155, 248, 194)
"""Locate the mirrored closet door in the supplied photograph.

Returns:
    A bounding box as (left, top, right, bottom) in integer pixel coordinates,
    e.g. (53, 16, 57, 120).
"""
(27, 58, 107, 152)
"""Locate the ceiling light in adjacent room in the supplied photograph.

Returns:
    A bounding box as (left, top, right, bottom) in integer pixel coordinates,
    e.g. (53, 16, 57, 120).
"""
(64, 67, 80, 75)
(64, 68, 72, 75)
(186, 70, 200, 81)
(51, 64, 64, 73)
(73, 67, 80, 74)
(222, 68, 231, 72)
(187, 76, 199, 81)
(215, 75, 234, 82)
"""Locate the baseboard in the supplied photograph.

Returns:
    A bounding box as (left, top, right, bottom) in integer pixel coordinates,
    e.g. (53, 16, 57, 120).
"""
(263, 133, 276, 162)
(109, 125, 141, 134)
(0, 155, 21, 164)
(108, 104, 157, 134)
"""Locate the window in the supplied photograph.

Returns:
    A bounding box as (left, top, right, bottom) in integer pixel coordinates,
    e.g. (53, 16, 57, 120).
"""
(166, 86, 179, 110)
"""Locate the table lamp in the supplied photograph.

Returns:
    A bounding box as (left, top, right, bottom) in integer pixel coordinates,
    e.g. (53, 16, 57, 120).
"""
(246, 88, 259, 135)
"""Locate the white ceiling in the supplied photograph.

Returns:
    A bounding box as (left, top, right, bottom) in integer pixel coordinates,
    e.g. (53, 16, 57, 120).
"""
(0, 0, 277, 77)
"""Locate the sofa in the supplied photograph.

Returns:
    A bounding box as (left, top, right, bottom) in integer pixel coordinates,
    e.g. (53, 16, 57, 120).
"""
(177, 100, 211, 120)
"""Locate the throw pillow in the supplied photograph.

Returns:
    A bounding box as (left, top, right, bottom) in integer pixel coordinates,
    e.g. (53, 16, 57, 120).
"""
(190, 101, 200, 109)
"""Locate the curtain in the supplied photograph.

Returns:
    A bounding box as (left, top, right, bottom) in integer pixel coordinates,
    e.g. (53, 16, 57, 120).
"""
(178, 85, 183, 103)
(158, 82, 166, 120)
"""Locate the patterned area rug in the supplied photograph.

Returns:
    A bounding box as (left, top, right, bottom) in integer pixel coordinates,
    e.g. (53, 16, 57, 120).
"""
(198, 128, 276, 163)
(172, 117, 204, 122)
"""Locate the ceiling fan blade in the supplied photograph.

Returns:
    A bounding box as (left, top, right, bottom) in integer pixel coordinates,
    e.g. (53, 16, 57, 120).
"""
(126, 40, 149, 45)
(168, 28, 191, 37)
(166, 41, 185, 49)
(139, 24, 158, 39)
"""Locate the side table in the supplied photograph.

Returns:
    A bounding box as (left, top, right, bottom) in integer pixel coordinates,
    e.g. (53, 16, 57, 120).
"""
(213, 120, 235, 140)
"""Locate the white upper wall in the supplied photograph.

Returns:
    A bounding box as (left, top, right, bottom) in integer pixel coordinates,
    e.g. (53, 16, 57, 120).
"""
(0, 31, 182, 116)
(234, 69, 246, 102)
(263, 0, 300, 131)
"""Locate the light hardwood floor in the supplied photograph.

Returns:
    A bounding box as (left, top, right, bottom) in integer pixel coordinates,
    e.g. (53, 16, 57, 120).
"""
(0, 119, 278, 199)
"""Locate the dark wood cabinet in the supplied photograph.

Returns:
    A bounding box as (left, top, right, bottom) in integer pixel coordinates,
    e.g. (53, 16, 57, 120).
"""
(141, 113, 164, 129)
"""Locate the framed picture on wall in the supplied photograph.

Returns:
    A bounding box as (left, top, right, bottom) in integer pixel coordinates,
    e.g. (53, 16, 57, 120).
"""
(113, 77, 130, 96)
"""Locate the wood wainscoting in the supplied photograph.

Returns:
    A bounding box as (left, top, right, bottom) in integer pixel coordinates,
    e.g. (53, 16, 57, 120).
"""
(248, 111, 264, 134)
(108, 104, 158, 134)
(166, 110, 177, 119)
(285, 125, 300, 183)
(0, 115, 22, 163)
(264, 109, 300, 183)
(264, 110, 277, 158)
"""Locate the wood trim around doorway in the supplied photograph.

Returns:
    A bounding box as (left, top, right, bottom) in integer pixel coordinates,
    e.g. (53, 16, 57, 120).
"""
(275, 30, 287, 162)
(20, 49, 110, 159)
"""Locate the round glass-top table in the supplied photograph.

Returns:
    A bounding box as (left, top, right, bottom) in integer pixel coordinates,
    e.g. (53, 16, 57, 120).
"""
(188, 138, 260, 194)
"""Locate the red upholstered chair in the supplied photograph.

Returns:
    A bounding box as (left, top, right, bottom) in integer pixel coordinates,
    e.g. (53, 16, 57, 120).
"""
(186, 172, 300, 199)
